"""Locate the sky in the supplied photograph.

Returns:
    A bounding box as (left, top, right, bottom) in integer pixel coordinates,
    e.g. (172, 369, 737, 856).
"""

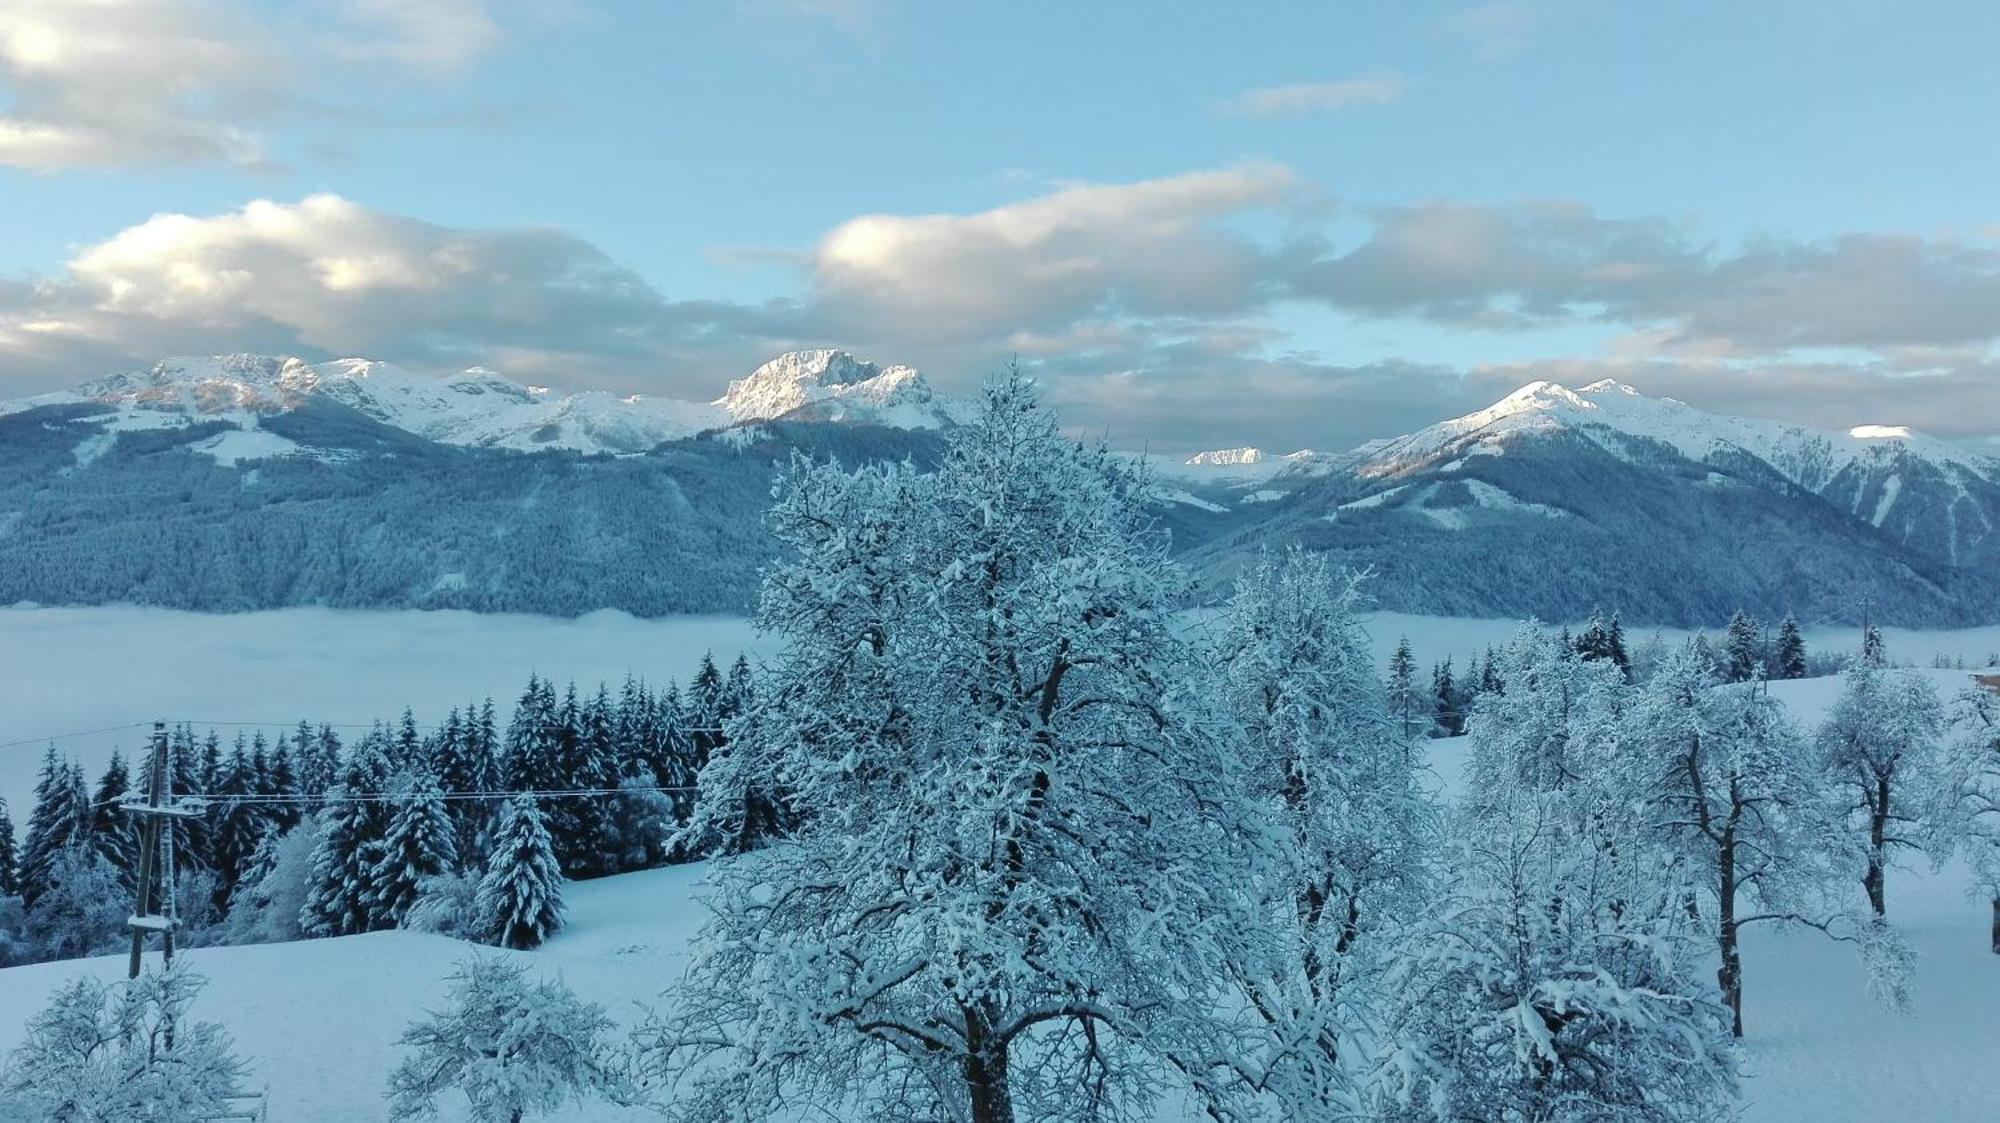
(2, 0, 1998, 455)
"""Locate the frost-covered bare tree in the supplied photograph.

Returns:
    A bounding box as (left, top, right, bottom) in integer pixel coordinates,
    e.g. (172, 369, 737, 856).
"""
(1816, 662, 1946, 917)
(0, 966, 247, 1122)
(645, 378, 1274, 1123)
(1617, 646, 1856, 1035)
(1463, 624, 1626, 812)
(1934, 685, 2000, 953)
(1214, 549, 1432, 1103)
(1370, 794, 1737, 1122)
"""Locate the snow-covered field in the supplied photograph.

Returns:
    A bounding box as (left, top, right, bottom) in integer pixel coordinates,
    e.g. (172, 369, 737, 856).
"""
(2, 608, 1997, 1120)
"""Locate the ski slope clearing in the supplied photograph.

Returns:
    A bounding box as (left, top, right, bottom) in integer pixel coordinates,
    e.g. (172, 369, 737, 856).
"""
(1, 668, 1993, 1120)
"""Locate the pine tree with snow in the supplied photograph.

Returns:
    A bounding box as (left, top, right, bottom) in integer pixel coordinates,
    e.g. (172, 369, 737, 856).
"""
(1723, 610, 1763, 683)
(1861, 623, 1887, 667)
(1431, 657, 1463, 737)
(1386, 636, 1420, 739)
(1774, 613, 1808, 679)
(299, 737, 393, 937)
(475, 795, 566, 951)
(1219, 549, 1432, 1100)
(651, 377, 1276, 1123)
(18, 753, 90, 910)
(86, 750, 135, 887)
(1, 966, 246, 1121)
(209, 739, 267, 911)
(0, 797, 18, 898)
(1818, 661, 1946, 917)
(370, 770, 460, 929)
(387, 957, 620, 1122)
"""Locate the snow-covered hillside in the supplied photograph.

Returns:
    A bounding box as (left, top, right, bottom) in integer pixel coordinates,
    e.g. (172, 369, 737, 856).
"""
(6, 348, 959, 457)
(1, 664, 1993, 1121)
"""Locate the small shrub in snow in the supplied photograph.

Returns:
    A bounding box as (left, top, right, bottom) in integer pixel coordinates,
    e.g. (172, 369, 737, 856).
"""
(387, 957, 622, 1122)
(0, 966, 247, 1122)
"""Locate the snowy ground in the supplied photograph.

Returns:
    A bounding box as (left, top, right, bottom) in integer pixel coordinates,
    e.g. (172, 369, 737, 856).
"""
(1, 610, 1997, 1119)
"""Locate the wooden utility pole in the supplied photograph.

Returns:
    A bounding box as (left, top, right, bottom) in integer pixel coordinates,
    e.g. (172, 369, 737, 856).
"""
(125, 722, 197, 979)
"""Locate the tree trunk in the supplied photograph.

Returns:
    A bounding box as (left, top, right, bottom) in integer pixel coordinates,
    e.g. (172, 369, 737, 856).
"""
(963, 1008, 1013, 1123)
(1864, 773, 1891, 917)
(1990, 897, 1999, 956)
(966, 1046, 1013, 1123)
(1718, 839, 1744, 1038)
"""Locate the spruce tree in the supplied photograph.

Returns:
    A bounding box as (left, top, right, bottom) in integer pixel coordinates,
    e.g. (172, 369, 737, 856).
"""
(1430, 658, 1462, 737)
(299, 737, 392, 937)
(1385, 636, 1419, 739)
(87, 750, 136, 886)
(476, 795, 566, 950)
(0, 796, 18, 898)
(369, 770, 459, 928)
(1862, 623, 1887, 668)
(1775, 613, 1808, 679)
(1723, 611, 1763, 683)
(19, 752, 89, 909)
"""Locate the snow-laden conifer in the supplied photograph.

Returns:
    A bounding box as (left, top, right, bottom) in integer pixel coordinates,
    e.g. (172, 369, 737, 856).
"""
(475, 795, 566, 951)
(371, 769, 461, 928)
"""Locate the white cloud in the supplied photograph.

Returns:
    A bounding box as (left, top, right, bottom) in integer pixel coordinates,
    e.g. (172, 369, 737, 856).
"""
(0, 0, 287, 169)
(329, 0, 502, 72)
(0, 0, 509, 170)
(810, 164, 1304, 342)
(1220, 75, 1406, 117)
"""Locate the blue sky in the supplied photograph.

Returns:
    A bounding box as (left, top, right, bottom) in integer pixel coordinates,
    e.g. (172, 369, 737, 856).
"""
(2, 0, 1998, 453)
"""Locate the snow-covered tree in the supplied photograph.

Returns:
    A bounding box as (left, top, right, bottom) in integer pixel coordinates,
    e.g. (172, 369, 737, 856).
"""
(22, 846, 125, 962)
(647, 378, 1274, 1123)
(1464, 624, 1625, 810)
(299, 738, 393, 937)
(224, 823, 319, 945)
(1932, 685, 2000, 953)
(1217, 549, 1432, 1103)
(86, 752, 135, 887)
(475, 796, 566, 951)
(387, 958, 622, 1122)
(0, 796, 19, 898)
(1386, 636, 1421, 739)
(1, 966, 246, 1121)
(1573, 608, 1631, 681)
(1431, 658, 1464, 737)
(1371, 795, 1738, 1121)
(404, 872, 484, 941)
(1817, 662, 1945, 916)
(18, 750, 89, 909)
(1772, 614, 1808, 679)
(1861, 623, 1887, 667)
(370, 770, 460, 929)
(1722, 611, 1763, 683)
(1618, 646, 1849, 1034)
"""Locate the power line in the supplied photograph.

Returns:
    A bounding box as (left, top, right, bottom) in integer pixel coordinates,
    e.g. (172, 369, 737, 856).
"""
(114, 785, 702, 809)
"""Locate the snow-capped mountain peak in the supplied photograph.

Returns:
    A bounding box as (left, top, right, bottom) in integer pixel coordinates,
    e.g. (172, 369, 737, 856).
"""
(713, 349, 954, 426)
(36, 348, 963, 456)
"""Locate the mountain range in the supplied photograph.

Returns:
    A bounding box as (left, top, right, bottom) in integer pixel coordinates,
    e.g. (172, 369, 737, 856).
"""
(1, 352, 1994, 626)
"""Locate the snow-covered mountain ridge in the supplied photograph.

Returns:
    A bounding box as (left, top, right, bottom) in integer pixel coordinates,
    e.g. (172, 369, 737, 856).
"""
(12, 349, 959, 457)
